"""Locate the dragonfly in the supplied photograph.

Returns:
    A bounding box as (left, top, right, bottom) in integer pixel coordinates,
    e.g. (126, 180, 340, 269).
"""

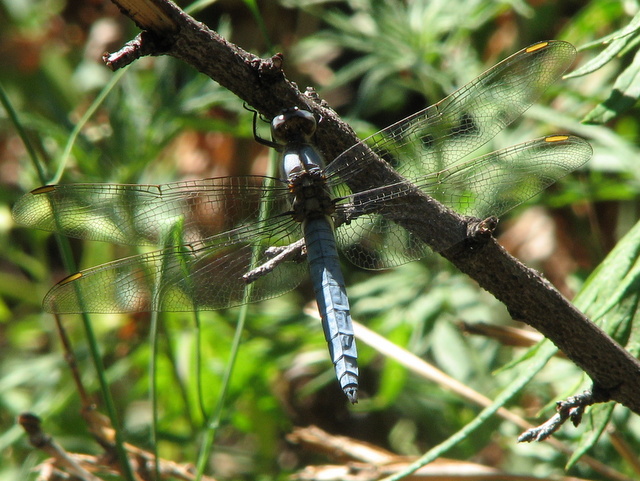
(13, 40, 592, 403)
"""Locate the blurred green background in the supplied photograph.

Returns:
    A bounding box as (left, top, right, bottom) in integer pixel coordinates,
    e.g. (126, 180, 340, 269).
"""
(2, 0, 640, 480)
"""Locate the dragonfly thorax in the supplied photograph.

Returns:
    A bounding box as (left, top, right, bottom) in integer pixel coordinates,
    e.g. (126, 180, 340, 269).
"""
(288, 168, 335, 223)
(275, 108, 334, 222)
(281, 142, 326, 177)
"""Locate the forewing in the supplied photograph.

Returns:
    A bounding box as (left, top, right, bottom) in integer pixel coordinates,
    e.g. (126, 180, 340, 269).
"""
(12, 176, 290, 246)
(43, 215, 306, 313)
(325, 40, 576, 188)
(335, 135, 592, 269)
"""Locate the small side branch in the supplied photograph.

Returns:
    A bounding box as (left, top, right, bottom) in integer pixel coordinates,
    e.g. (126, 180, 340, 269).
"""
(18, 413, 104, 481)
(243, 239, 306, 284)
(19, 411, 218, 481)
(518, 387, 612, 442)
(103, 31, 171, 70)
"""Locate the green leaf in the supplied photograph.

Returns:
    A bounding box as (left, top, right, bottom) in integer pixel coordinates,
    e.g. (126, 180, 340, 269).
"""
(574, 219, 640, 346)
(566, 402, 616, 470)
(583, 47, 640, 124)
(567, 11, 640, 79)
(561, 220, 640, 462)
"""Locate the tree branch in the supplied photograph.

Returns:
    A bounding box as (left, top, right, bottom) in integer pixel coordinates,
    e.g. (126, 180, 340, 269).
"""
(106, 0, 640, 416)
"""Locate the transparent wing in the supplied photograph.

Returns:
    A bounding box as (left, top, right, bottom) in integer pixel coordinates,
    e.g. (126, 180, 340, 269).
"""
(325, 41, 577, 185)
(13, 176, 290, 246)
(43, 215, 306, 313)
(324, 40, 583, 269)
(335, 135, 592, 269)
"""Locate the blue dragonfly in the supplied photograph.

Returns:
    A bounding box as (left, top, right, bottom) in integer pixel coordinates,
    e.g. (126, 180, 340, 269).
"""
(13, 40, 592, 403)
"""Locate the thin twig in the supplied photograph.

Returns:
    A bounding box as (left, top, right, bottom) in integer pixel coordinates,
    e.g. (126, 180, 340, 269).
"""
(519, 389, 609, 442)
(19, 413, 104, 481)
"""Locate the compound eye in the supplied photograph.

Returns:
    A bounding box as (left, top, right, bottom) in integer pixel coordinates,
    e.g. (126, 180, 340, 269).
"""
(271, 108, 317, 144)
(297, 110, 317, 136)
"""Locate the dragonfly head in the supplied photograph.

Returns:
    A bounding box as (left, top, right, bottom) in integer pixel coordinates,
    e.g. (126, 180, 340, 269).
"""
(271, 107, 317, 145)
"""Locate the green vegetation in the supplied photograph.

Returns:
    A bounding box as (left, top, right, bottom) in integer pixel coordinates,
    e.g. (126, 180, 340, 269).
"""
(1, 0, 640, 479)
